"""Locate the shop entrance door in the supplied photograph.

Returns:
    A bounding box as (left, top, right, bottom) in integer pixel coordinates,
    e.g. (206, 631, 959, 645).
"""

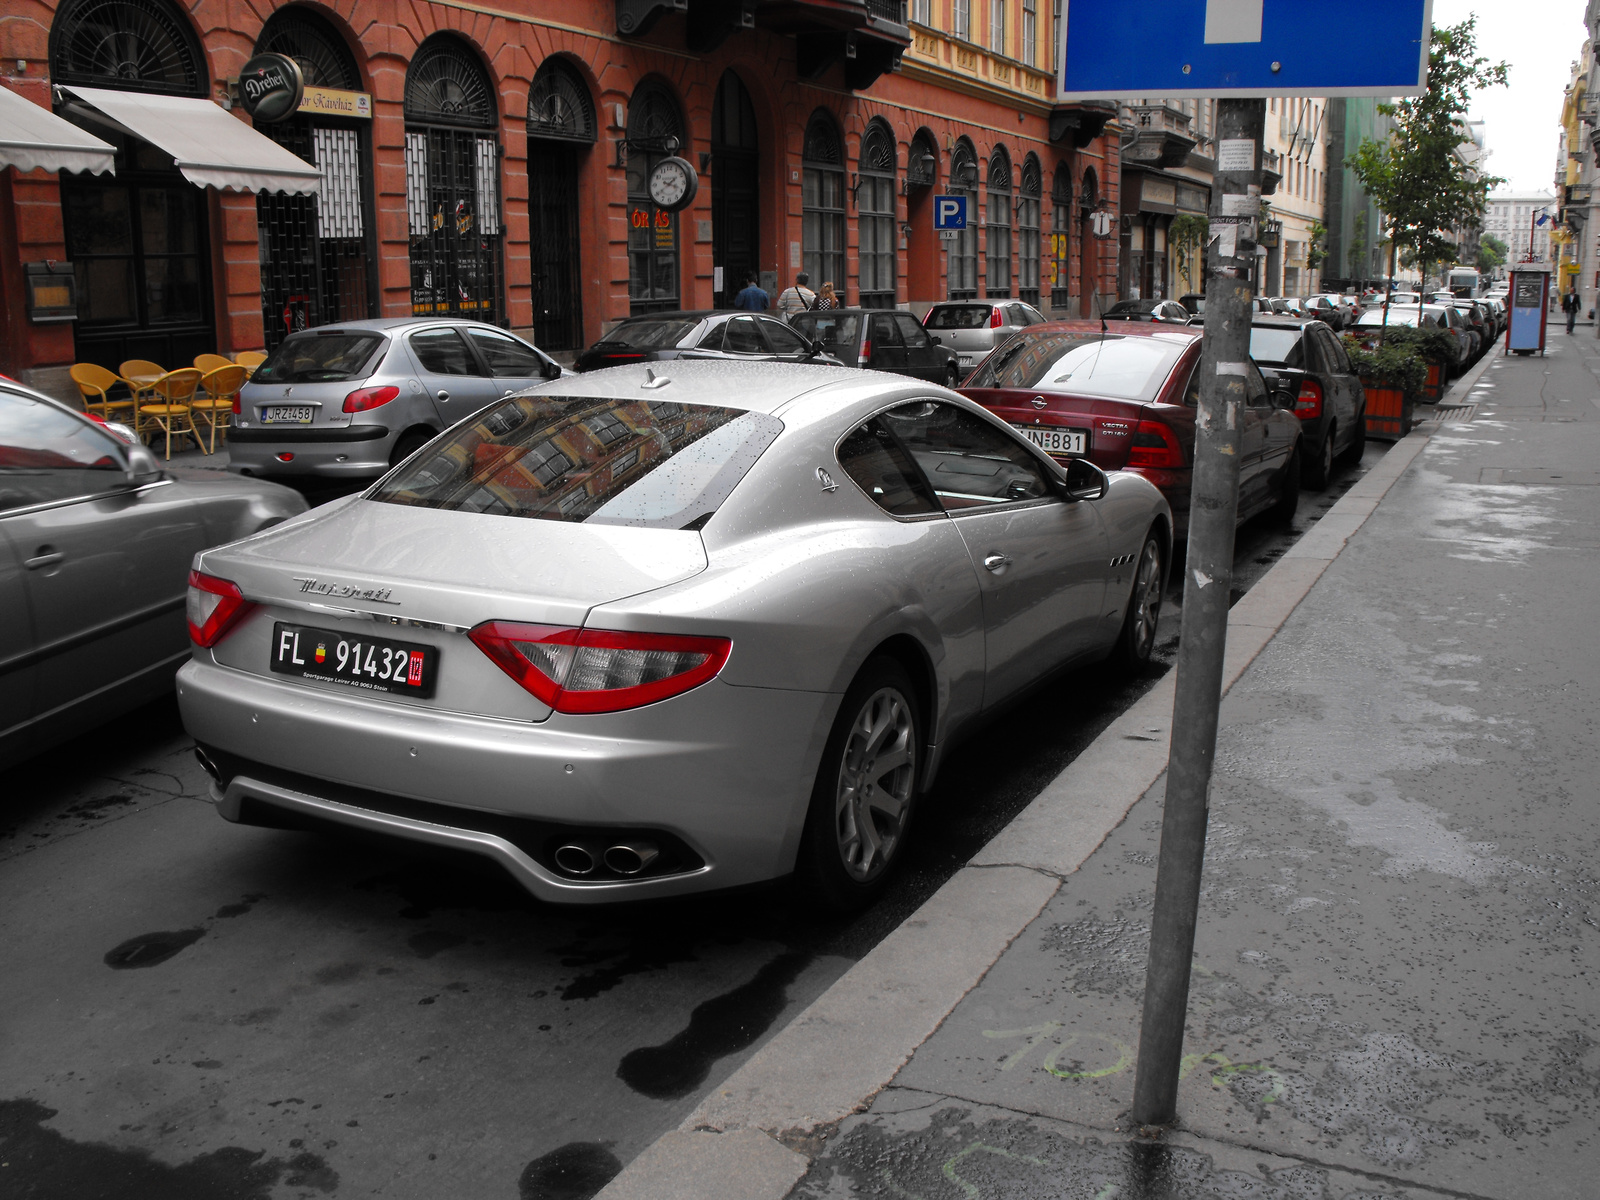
(61, 139, 214, 372)
(711, 72, 759, 309)
(527, 142, 583, 351)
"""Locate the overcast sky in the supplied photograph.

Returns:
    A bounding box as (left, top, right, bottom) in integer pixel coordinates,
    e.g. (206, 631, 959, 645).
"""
(1431, 0, 1589, 196)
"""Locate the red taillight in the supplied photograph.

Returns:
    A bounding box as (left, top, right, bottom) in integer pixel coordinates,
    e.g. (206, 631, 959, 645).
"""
(1295, 380, 1324, 419)
(859, 340, 872, 364)
(343, 384, 400, 413)
(1125, 419, 1186, 469)
(990, 307, 1004, 328)
(231, 394, 242, 414)
(469, 622, 732, 714)
(186, 570, 255, 647)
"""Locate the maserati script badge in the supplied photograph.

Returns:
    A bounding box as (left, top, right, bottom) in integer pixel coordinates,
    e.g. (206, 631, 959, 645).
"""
(294, 578, 401, 604)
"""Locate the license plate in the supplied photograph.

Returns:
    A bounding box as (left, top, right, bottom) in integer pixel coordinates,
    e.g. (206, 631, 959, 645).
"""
(269, 622, 438, 698)
(1019, 426, 1088, 456)
(958, 355, 975, 368)
(262, 405, 315, 424)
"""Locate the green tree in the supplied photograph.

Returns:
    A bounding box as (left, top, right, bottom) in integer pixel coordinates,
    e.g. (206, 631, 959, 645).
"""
(1347, 16, 1508, 330)
(1307, 220, 1329, 271)
(1169, 213, 1210, 292)
(1476, 232, 1508, 275)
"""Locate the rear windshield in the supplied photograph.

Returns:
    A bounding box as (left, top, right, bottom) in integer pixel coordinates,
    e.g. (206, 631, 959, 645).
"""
(790, 312, 862, 350)
(252, 332, 385, 384)
(594, 320, 698, 350)
(925, 305, 993, 329)
(1108, 300, 1160, 315)
(371, 396, 783, 528)
(1357, 308, 1423, 327)
(965, 331, 1187, 401)
(1249, 327, 1305, 367)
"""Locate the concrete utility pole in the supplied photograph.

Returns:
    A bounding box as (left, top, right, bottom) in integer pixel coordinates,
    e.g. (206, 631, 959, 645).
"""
(1131, 96, 1266, 1129)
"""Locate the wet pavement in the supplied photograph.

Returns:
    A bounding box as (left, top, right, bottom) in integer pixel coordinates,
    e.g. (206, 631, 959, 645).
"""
(794, 343, 1600, 1199)
(0, 429, 1386, 1197)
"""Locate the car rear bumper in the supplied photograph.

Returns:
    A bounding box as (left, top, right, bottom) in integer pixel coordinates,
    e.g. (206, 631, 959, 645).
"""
(227, 424, 398, 477)
(176, 658, 835, 902)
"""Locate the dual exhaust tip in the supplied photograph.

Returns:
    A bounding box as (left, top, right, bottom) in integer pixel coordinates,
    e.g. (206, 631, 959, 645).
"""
(554, 840, 659, 878)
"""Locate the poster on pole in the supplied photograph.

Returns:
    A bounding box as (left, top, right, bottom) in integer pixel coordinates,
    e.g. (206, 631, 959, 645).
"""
(1057, 0, 1433, 100)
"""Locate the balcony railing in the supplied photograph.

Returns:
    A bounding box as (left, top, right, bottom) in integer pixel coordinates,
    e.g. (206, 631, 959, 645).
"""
(864, 0, 907, 25)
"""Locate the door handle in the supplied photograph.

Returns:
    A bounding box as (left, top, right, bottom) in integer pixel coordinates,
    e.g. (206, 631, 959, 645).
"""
(437, 390, 450, 401)
(983, 553, 1012, 573)
(26, 547, 64, 570)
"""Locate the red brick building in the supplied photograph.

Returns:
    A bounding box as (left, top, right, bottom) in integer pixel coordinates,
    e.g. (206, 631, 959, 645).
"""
(0, 0, 1120, 394)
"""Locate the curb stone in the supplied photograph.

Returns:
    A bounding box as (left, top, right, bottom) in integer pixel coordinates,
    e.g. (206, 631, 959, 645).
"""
(596, 367, 1472, 1199)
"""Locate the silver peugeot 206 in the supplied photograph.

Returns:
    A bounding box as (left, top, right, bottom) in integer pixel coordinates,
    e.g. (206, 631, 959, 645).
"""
(179, 361, 1170, 910)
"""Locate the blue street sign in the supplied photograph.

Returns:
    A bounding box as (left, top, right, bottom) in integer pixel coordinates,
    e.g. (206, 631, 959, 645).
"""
(1058, 0, 1432, 99)
(933, 195, 968, 230)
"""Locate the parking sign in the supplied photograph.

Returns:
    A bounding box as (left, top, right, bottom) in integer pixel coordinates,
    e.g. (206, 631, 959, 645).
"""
(933, 195, 968, 230)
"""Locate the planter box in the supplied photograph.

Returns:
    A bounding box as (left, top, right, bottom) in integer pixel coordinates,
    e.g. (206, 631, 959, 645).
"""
(1422, 362, 1443, 403)
(1364, 385, 1412, 441)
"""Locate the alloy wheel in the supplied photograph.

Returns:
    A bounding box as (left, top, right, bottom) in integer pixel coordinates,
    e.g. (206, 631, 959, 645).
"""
(833, 686, 916, 882)
(1129, 539, 1163, 659)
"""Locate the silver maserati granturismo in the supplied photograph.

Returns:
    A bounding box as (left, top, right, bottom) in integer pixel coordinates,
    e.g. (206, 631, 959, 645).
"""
(178, 361, 1171, 909)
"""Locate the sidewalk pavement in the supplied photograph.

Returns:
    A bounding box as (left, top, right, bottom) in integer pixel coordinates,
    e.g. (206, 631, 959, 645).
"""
(599, 340, 1600, 1200)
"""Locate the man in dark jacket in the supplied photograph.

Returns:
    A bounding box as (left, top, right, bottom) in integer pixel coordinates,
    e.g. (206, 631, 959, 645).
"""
(1563, 288, 1580, 333)
(733, 273, 769, 311)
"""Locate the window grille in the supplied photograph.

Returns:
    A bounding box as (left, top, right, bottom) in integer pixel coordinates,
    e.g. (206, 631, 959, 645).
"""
(50, 0, 206, 95)
(948, 142, 979, 299)
(405, 38, 496, 128)
(527, 59, 597, 145)
(405, 133, 431, 237)
(803, 111, 846, 294)
(986, 148, 1012, 298)
(257, 7, 359, 89)
(1018, 156, 1041, 305)
(313, 128, 363, 241)
(859, 122, 897, 308)
(476, 137, 500, 236)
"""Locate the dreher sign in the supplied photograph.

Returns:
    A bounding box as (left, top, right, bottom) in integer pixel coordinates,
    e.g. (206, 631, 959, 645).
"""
(239, 53, 305, 123)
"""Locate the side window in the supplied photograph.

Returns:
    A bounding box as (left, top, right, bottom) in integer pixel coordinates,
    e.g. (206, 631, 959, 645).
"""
(893, 313, 931, 347)
(723, 317, 765, 354)
(1245, 362, 1272, 409)
(1181, 356, 1203, 407)
(466, 328, 544, 377)
(1006, 304, 1029, 327)
(872, 314, 904, 347)
(410, 328, 482, 376)
(880, 401, 1052, 510)
(697, 326, 727, 350)
(1319, 328, 1352, 375)
(759, 319, 809, 355)
(0, 393, 126, 512)
(836, 417, 941, 517)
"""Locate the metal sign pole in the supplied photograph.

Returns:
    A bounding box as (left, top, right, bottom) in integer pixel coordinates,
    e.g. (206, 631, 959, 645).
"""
(1130, 96, 1266, 1129)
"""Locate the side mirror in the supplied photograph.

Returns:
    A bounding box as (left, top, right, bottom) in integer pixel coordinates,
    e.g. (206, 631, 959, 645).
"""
(1059, 456, 1108, 502)
(125, 443, 163, 485)
(541, 358, 563, 381)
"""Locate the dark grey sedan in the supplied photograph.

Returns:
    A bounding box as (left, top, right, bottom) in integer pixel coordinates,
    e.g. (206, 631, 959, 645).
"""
(0, 382, 306, 768)
(1250, 318, 1367, 490)
(574, 311, 846, 373)
(790, 308, 962, 386)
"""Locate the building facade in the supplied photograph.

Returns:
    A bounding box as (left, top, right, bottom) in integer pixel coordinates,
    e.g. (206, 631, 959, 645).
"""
(1484, 192, 1557, 268)
(1323, 96, 1393, 288)
(1259, 95, 1328, 297)
(0, 0, 1123, 395)
(1116, 98, 1216, 304)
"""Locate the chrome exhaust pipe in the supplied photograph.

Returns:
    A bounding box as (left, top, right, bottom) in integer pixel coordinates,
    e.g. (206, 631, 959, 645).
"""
(603, 841, 659, 876)
(193, 746, 222, 784)
(554, 843, 598, 876)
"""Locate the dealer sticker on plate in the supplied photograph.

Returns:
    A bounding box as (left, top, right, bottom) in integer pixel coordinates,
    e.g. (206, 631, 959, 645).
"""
(1018, 426, 1088, 456)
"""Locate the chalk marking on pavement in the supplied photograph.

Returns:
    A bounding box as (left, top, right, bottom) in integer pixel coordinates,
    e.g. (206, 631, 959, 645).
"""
(942, 1142, 1046, 1199)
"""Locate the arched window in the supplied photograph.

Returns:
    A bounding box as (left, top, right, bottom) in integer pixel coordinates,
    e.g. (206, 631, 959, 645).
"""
(257, 7, 360, 89)
(527, 57, 595, 350)
(626, 81, 685, 314)
(985, 147, 1012, 298)
(802, 110, 845, 293)
(50, 0, 206, 96)
(528, 58, 597, 145)
(404, 36, 503, 322)
(948, 139, 978, 300)
(255, 8, 371, 347)
(1018, 155, 1041, 306)
(1050, 163, 1073, 309)
(858, 121, 897, 309)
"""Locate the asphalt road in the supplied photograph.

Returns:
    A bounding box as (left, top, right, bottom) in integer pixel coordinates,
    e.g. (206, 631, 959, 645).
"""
(0, 444, 1386, 1200)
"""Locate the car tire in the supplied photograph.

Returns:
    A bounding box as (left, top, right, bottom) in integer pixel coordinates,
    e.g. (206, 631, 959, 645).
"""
(796, 656, 922, 913)
(389, 428, 434, 469)
(1271, 447, 1301, 525)
(1112, 530, 1165, 671)
(1303, 424, 1335, 491)
(945, 364, 961, 389)
(1338, 412, 1367, 465)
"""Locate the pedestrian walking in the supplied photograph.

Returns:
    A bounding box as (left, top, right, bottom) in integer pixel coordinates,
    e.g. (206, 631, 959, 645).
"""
(732, 273, 769, 311)
(776, 272, 817, 320)
(1563, 289, 1580, 334)
(814, 282, 840, 311)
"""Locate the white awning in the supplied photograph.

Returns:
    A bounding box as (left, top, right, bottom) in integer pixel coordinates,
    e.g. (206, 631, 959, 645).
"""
(0, 84, 115, 176)
(60, 86, 321, 195)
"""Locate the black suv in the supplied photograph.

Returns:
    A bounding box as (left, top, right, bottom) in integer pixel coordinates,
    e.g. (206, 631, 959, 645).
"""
(1249, 318, 1367, 489)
